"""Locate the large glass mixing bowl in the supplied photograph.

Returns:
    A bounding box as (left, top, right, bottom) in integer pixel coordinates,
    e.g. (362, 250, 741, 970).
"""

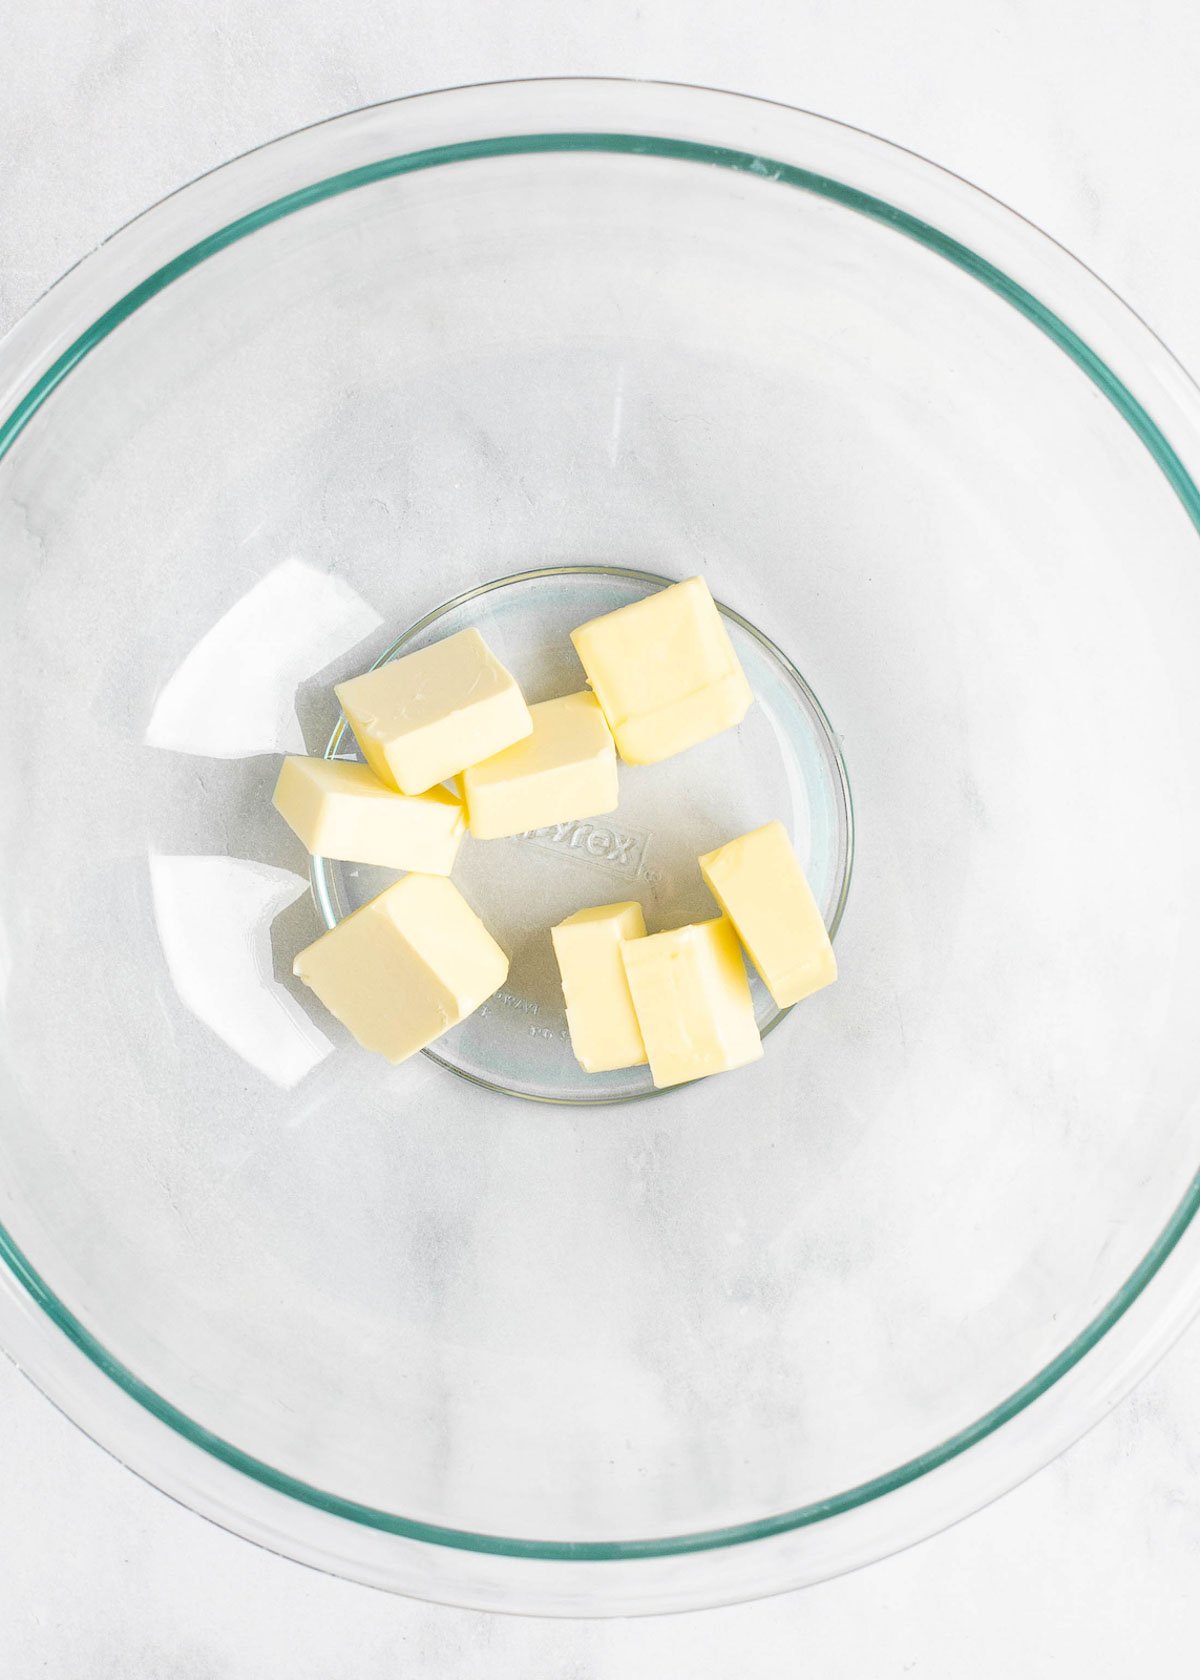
(1, 80, 1199, 1615)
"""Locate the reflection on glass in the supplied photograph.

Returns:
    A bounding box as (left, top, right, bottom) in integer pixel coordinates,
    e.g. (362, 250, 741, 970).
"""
(145, 557, 381, 758)
(149, 852, 330, 1089)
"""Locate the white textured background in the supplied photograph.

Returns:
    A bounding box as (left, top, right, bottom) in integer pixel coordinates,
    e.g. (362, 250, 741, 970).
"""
(2, 2, 1198, 1673)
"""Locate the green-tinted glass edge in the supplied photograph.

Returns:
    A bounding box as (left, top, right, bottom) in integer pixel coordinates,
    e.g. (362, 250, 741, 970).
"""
(0, 130, 1197, 1562)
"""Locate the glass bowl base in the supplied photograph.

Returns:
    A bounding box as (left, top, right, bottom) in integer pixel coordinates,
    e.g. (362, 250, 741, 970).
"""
(313, 566, 853, 1103)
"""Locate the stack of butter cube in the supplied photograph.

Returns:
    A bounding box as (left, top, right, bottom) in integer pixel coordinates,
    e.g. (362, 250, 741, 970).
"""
(273, 577, 836, 1090)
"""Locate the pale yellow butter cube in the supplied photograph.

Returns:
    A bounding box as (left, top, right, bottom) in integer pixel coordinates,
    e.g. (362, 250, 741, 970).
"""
(272, 756, 464, 874)
(699, 820, 836, 1007)
(293, 875, 507, 1063)
(463, 691, 619, 840)
(551, 901, 648, 1073)
(620, 917, 762, 1089)
(570, 577, 753, 764)
(335, 629, 532, 796)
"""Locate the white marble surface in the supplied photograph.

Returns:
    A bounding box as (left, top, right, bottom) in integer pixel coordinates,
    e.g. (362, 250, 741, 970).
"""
(2, 1, 1198, 1672)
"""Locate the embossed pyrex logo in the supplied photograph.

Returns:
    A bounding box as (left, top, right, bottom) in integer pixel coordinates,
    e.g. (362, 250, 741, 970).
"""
(517, 818, 658, 881)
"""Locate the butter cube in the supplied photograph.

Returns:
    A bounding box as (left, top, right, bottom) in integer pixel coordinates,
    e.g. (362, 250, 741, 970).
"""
(272, 756, 465, 874)
(335, 629, 532, 796)
(570, 577, 753, 764)
(551, 901, 648, 1072)
(293, 875, 507, 1063)
(699, 821, 836, 1007)
(620, 917, 762, 1089)
(463, 691, 619, 840)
